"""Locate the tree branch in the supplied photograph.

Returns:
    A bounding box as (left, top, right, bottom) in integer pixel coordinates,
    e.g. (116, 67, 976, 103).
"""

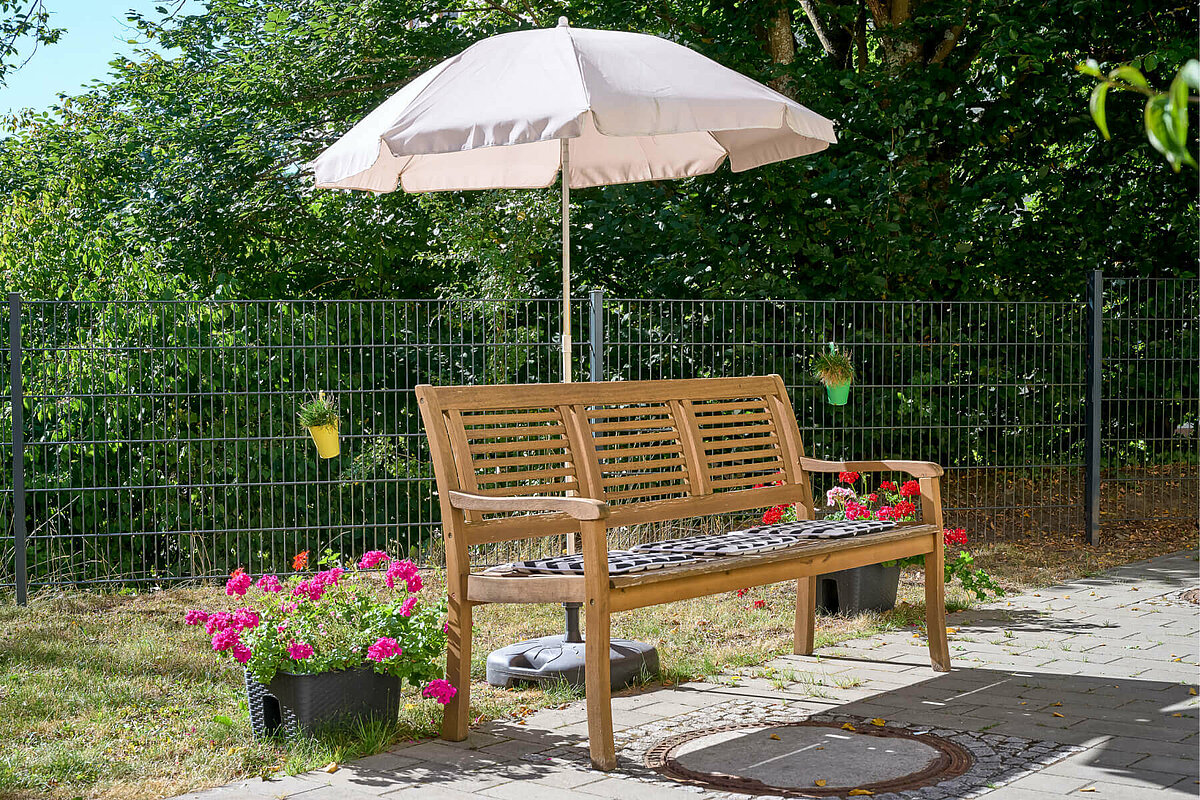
(797, 0, 848, 63)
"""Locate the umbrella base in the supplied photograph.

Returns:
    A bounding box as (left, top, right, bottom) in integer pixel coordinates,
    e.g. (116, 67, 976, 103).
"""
(485, 634, 659, 690)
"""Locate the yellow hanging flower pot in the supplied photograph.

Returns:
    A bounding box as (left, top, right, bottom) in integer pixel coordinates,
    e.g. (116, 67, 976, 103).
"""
(299, 392, 341, 459)
(308, 421, 340, 458)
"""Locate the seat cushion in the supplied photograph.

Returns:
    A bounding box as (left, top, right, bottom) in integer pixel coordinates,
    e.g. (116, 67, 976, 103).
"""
(504, 550, 695, 576)
(630, 527, 805, 556)
(631, 519, 897, 556)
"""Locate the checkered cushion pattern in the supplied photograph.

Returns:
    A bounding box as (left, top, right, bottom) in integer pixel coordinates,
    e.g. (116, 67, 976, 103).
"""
(504, 550, 695, 576)
(631, 529, 804, 556)
(632, 519, 897, 556)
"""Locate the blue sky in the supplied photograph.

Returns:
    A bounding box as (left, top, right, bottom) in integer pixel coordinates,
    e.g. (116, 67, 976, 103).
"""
(1, 1, 196, 116)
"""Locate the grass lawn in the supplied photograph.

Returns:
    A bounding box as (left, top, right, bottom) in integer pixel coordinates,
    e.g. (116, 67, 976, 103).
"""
(1, 523, 1194, 800)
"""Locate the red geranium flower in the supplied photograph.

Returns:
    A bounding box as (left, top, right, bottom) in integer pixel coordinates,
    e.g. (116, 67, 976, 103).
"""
(292, 550, 309, 571)
(838, 471, 860, 485)
(899, 480, 921, 498)
(752, 599, 766, 609)
(892, 500, 917, 520)
(944, 528, 968, 547)
(762, 504, 789, 525)
(879, 480, 897, 492)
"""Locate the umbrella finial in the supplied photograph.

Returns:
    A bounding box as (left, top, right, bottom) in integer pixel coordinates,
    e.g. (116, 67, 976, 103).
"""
(557, 16, 569, 27)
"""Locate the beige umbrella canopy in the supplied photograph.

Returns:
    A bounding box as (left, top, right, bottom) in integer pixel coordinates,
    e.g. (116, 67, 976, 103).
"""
(312, 18, 836, 380)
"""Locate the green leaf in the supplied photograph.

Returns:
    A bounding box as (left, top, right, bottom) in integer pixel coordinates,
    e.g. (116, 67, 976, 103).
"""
(212, 715, 234, 726)
(1144, 95, 1181, 171)
(1089, 81, 1111, 140)
(1110, 65, 1150, 89)
(1168, 72, 1190, 151)
(1181, 59, 1200, 89)
(1076, 59, 1103, 78)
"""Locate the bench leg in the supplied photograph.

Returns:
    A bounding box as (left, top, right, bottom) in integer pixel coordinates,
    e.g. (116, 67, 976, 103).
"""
(925, 548, 951, 672)
(440, 598, 472, 741)
(794, 576, 816, 655)
(584, 599, 616, 770)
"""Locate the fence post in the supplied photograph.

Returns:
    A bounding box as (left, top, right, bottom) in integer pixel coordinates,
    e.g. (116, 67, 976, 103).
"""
(9, 293, 26, 605)
(1084, 271, 1102, 546)
(589, 289, 604, 383)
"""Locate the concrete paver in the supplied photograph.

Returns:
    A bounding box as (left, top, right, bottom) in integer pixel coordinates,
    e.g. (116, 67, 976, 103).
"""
(171, 551, 1200, 800)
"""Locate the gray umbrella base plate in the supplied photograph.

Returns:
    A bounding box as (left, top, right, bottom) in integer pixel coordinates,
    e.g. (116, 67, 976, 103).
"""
(485, 635, 659, 690)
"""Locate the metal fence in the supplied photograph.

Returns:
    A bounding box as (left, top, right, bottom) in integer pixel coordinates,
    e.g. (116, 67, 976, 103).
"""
(1, 274, 1196, 599)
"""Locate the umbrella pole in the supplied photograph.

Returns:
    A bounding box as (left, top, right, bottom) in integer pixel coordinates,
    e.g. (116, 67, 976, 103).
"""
(561, 137, 571, 383)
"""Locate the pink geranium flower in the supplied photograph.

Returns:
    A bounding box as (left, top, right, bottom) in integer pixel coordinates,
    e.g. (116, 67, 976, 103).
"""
(204, 612, 234, 635)
(232, 608, 260, 630)
(398, 596, 418, 617)
(255, 574, 282, 593)
(211, 628, 241, 652)
(421, 679, 457, 705)
(226, 568, 252, 597)
(366, 636, 402, 662)
(385, 560, 422, 593)
(287, 641, 314, 660)
(358, 550, 391, 569)
(184, 609, 209, 626)
(232, 642, 253, 664)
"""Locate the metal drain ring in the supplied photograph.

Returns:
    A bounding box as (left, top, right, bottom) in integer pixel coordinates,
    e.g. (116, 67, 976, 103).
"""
(644, 720, 974, 797)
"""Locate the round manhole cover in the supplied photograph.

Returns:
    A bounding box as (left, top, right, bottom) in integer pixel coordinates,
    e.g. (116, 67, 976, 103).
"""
(645, 721, 973, 797)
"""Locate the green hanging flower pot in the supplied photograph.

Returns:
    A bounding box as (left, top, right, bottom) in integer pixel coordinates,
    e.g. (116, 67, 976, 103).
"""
(825, 381, 851, 406)
(812, 343, 855, 407)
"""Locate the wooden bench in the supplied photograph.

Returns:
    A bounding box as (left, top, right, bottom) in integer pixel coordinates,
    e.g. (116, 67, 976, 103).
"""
(416, 375, 950, 770)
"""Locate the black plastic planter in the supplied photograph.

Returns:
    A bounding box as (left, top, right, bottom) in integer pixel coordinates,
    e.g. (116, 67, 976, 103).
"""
(245, 666, 401, 738)
(816, 563, 901, 614)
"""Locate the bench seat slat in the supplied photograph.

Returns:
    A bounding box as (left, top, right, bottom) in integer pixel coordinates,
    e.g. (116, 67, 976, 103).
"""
(474, 482, 575, 497)
(589, 417, 675, 432)
(469, 438, 570, 455)
(693, 411, 773, 425)
(462, 409, 560, 425)
(706, 459, 785, 476)
(476, 467, 577, 485)
(463, 423, 566, 439)
(594, 444, 685, 460)
(472, 452, 571, 468)
(703, 434, 779, 451)
(601, 471, 688, 488)
(593, 431, 680, 447)
(690, 399, 770, 413)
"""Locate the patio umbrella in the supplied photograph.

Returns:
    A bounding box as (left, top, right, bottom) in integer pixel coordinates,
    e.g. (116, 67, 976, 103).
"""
(311, 17, 836, 382)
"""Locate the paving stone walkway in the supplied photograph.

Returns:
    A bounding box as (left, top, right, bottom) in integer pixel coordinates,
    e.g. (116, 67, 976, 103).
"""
(175, 551, 1199, 800)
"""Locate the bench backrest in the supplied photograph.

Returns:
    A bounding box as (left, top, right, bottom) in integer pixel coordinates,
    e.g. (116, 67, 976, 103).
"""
(416, 375, 816, 545)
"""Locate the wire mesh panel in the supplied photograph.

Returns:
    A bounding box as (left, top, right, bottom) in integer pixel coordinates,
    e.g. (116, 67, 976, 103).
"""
(603, 298, 1089, 542)
(0, 298, 587, 588)
(0, 280, 1194, 590)
(1100, 278, 1199, 531)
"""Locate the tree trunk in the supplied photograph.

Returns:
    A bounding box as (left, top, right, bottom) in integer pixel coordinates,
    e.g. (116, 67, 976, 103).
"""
(767, 2, 797, 97)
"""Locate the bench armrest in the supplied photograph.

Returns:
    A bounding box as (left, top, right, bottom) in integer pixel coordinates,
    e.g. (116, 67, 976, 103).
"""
(799, 457, 944, 478)
(448, 491, 610, 521)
